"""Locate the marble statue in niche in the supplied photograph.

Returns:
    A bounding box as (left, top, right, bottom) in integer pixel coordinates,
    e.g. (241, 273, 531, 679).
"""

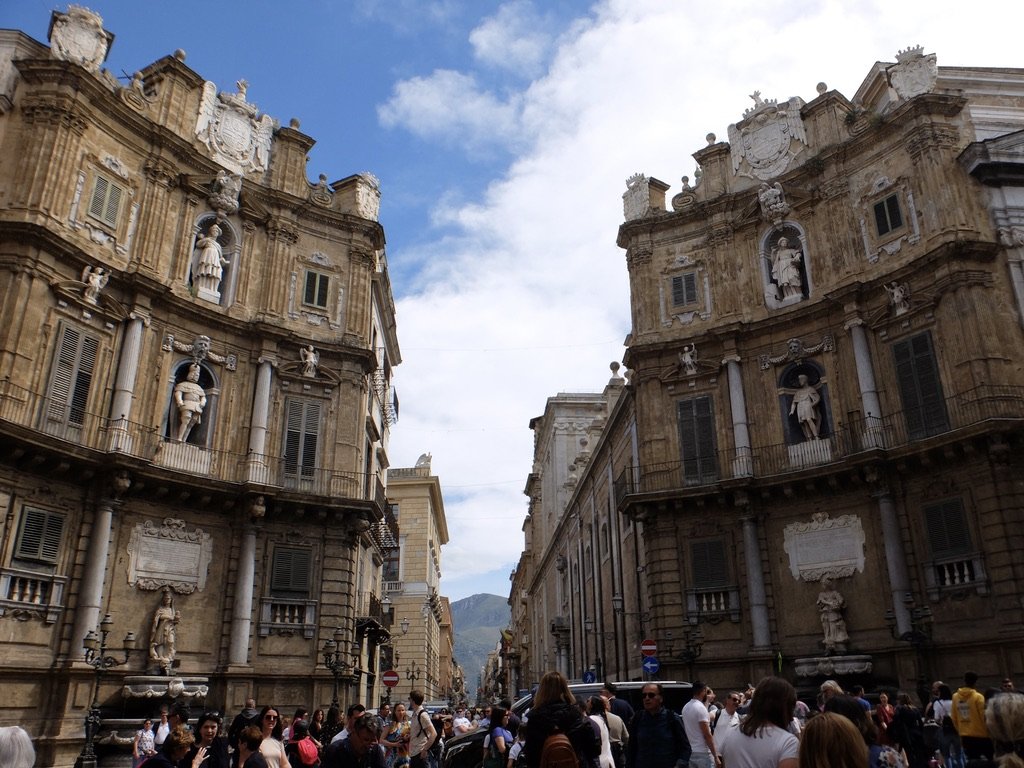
(816, 576, 849, 654)
(81, 265, 108, 304)
(149, 587, 180, 675)
(771, 236, 805, 301)
(173, 364, 207, 442)
(193, 222, 230, 302)
(300, 345, 319, 378)
(886, 281, 911, 316)
(790, 374, 822, 440)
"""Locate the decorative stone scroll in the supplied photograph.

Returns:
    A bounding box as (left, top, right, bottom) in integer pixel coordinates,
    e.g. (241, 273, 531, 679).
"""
(783, 512, 865, 582)
(759, 334, 834, 370)
(127, 518, 213, 594)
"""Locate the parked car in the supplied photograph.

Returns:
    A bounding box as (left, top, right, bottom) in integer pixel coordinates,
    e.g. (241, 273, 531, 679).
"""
(441, 680, 692, 768)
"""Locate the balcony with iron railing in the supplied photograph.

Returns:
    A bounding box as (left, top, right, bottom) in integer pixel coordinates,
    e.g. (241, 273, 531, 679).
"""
(615, 384, 1024, 505)
(0, 378, 387, 511)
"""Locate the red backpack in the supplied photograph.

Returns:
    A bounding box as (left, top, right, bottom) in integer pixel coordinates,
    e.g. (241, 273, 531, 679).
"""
(539, 731, 579, 768)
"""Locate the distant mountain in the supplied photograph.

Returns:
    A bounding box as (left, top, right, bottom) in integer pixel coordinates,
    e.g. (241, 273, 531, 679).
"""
(451, 593, 509, 699)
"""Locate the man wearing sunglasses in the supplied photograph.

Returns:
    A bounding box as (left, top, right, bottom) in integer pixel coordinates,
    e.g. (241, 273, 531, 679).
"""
(626, 683, 690, 768)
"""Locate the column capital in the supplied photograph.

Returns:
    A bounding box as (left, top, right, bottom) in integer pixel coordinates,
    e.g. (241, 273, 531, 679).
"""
(843, 316, 867, 331)
(721, 354, 742, 365)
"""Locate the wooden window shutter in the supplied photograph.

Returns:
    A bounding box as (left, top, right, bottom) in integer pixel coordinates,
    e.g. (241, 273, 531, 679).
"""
(691, 539, 727, 588)
(284, 399, 320, 476)
(678, 395, 718, 485)
(15, 508, 65, 563)
(893, 332, 948, 439)
(48, 325, 99, 426)
(924, 499, 972, 558)
(271, 547, 312, 596)
(672, 273, 698, 307)
(88, 177, 109, 220)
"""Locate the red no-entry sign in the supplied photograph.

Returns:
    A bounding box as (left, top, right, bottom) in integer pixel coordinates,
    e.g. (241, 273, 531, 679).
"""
(640, 639, 657, 656)
(382, 670, 400, 687)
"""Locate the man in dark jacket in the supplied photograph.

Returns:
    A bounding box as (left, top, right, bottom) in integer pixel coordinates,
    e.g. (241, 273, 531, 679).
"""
(322, 713, 386, 768)
(601, 682, 635, 728)
(627, 683, 690, 768)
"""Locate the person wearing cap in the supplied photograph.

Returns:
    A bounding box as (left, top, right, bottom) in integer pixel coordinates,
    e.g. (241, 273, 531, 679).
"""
(322, 713, 386, 768)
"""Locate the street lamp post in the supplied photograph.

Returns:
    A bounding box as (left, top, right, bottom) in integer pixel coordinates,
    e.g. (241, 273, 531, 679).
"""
(666, 627, 705, 681)
(79, 614, 136, 768)
(406, 661, 421, 689)
(323, 628, 358, 709)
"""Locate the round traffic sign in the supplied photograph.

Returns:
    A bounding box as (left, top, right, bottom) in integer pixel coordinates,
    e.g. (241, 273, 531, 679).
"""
(381, 669, 400, 687)
(582, 670, 596, 683)
(640, 639, 657, 656)
(642, 656, 660, 674)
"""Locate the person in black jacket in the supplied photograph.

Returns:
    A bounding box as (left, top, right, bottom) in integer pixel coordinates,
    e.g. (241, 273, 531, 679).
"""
(627, 683, 689, 768)
(524, 671, 601, 768)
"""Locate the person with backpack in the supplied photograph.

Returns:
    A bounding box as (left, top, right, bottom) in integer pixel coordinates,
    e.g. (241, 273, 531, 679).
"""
(229, 700, 262, 768)
(408, 690, 437, 768)
(483, 707, 513, 768)
(524, 670, 601, 768)
(627, 682, 690, 768)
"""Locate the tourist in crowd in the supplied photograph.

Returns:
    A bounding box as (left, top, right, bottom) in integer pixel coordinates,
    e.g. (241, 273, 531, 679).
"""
(383, 702, 411, 767)
(133, 718, 157, 768)
(320, 706, 342, 746)
(482, 706, 513, 768)
(147, 727, 202, 768)
(874, 693, 896, 746)
(183, 711, 229, 768)
(238, 725, 269, 768)
(258, 706, 289, 768)
(284, 709, 309, 744)
(285, 720, 320, 768)
(525, 670, 600, 768)
(825, 694, 907, 768)
(0, 726, 36, 768)
(890, 694, 926, 768)
(986, 692, 1024, 768)
(719, 677, 799, 768)
(953, 672, 993, 762)
(309, 709, 325, 745)
(322, 713, 386, 768)
(586, 696, 615, 768)
(799, 713, 868, 768)
(625, 682, 687, 768)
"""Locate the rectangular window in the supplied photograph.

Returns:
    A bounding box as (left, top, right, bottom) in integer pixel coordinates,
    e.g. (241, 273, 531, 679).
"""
(270, 546, 312, 597)
(677, 395, 718, 485)
(873, 194, 903, 236)
(893, 331, 949, 440)
(382, 547, 400, 583)
(87, 175, 124, 229)
(283, 399, 320, 478)
(14, 508, 65, 565)
(690, 539, 728, 589)
(46, 324, 99, 432)
(671, 272, 699, 307)
(924, 499, 972, 559)
(303, 270, 330, 309)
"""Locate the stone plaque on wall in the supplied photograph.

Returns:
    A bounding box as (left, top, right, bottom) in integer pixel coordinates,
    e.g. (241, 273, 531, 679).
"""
(783, 512, 865, 581)
(126, 518, 213, 594)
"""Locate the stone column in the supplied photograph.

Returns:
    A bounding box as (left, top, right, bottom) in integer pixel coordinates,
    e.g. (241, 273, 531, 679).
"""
(71, 475, 128, 657)
(724, 355, 753, 477)
(108, 313, 146, 453)
(246, 358, 274, 484)
(846, 319, 885, 448)
(875, 487, 912, 635)
(228, 507, 260, 666)
(741, 514, 771, 649)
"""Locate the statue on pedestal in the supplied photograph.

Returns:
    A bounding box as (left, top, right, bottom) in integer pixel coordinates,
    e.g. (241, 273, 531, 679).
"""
(816, 576, 849, 654)
(149, 588, 180, 675)
(790, 374, 822, 440)
(193, 223, 229, 301)
(771, 236, 805, 301)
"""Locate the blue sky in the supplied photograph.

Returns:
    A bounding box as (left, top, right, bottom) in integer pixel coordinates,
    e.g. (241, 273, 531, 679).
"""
(5, 2, 1022, 603)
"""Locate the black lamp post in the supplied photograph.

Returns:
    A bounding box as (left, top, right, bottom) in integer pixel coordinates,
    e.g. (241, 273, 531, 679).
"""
(79, 614, 136, 768)
(406, 661, 421, 688)
(323, 628, 358, 709)
(666, 626, 705, 681)
(885, 597, 933, 704)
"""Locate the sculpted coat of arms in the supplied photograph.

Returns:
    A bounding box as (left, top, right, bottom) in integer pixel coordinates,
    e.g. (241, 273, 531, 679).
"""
(48, 5, 112, 73)
(888, 46, 937, 101)
(195, 79, 276, 175)
(728, 92, 808, 181)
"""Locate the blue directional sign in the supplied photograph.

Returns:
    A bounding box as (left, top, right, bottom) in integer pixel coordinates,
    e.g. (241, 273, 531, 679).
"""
(642, 656, 660, 675)
(582, 670, 596, 683)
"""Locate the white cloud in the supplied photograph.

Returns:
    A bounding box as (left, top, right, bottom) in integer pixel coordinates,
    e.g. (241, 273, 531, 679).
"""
(469, 1, 554, 78)
(386, 0, 1024, 601)
(377, 69, 523, 151)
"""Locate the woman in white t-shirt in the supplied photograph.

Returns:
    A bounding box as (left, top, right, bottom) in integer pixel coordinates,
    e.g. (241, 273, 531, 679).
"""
(719, 677, 799, 768)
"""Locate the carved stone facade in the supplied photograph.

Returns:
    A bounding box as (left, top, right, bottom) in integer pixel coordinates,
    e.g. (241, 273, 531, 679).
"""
(0, 11, 402, 766)
(511, 51, 1024, 697)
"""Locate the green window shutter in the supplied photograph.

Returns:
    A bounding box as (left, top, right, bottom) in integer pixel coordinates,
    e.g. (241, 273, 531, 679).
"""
(924, 499, 972, 558)
(15, 508, 65, 563)
(893, 332, 948, 439)
(678, 395, 718, 485)
(691, 539, 727, 588)
(271, 547, 312, 596)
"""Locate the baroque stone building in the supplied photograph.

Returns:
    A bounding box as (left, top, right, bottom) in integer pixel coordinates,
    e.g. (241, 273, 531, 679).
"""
(0, 8, 402, 765)
(511, 49, 1024, 697)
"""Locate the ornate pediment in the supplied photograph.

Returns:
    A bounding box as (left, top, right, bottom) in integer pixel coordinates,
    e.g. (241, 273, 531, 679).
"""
(195, 79, 277, 175)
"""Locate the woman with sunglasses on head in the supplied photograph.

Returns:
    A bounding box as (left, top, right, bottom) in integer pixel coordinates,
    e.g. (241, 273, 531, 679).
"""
(181, 712, 230, 768)
(258, 706, 289, 768)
